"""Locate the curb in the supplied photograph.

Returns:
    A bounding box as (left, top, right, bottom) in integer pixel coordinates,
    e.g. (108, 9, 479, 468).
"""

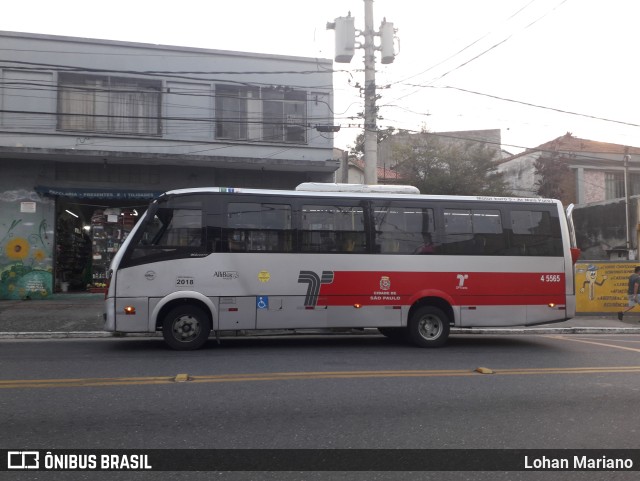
(2, 327, 640, 340)
(0, 331, 160, 339)
(450, 327, 640, 335)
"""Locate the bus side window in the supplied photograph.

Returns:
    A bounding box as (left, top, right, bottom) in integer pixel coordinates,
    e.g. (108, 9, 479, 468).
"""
(372, 203, 435, 254)
(440, 208, 503, 255)
(301, 203, 365, 253)
(510, 209, 563, 256)
(226, 202, 292, 253)
(154, 209, 204, 247)
(206, 211, 225, 252)
(440, 209, 473, 255)
(471, 210, 503, 255)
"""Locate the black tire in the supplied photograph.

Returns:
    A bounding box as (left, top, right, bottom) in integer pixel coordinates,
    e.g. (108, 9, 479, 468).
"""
(378, 327, 408, 342)
(407, 305, 450, 348)
(162, 305, 211, 350)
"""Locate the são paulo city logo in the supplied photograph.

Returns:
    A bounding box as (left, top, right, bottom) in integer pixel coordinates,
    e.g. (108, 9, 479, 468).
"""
(371, 275, 400, 301)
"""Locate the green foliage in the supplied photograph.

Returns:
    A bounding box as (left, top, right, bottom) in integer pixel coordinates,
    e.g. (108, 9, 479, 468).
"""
(392, 135, 511, 196)
(349, 127, 408, 158)
(534, 155, 572, 201)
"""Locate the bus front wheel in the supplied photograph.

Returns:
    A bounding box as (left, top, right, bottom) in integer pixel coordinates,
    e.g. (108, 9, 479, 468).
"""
(162, 305, 211, 350)
(407, 306, 450, 348)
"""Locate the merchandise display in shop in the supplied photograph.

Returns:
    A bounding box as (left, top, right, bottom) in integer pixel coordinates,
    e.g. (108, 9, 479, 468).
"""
(90, 208, 136, 291)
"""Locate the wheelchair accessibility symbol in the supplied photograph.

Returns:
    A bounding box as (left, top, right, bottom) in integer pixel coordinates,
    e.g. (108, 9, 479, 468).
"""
(257, 296, 269, 309)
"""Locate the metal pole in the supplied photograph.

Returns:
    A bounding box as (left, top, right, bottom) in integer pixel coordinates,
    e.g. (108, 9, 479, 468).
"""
(363, 0, 378, 185)
(624, 147, 631, 257)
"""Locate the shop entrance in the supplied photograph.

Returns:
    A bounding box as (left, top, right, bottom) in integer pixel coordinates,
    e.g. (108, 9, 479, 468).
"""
(54, 197, 151, 293)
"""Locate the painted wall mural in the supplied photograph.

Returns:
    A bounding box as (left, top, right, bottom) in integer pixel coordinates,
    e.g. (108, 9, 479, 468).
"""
(575, 261, 636, 313)
(0, 190, 54, 300)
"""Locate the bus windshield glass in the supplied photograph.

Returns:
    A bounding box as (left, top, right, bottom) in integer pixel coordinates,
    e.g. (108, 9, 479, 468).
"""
(126, 195, 206, 265)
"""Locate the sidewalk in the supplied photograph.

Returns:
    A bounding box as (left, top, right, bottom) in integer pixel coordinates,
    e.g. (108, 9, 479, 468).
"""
(0, 293, 105, 337)
(1, 293, 640, 339)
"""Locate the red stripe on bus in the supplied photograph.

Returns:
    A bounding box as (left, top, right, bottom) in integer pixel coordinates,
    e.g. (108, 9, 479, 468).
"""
(315, 271, 566, 307)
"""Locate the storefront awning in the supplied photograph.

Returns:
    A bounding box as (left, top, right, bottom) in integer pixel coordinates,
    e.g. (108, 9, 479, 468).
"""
(35, 186, 162, 200)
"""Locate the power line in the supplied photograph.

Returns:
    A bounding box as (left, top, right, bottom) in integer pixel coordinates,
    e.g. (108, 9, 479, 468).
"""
(428, 0, 568, 84)
(388, 0, 540, 87)
(427, 85, 640, 128)
(382, 0, 569, 105)
(0, 60, 337, 89)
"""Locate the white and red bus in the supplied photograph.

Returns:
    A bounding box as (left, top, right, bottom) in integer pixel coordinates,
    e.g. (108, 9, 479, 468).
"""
(104, 183, 579, 350)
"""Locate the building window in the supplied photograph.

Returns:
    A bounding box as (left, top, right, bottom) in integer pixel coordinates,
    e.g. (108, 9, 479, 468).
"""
(215, 85, 260, 141)
(262, 88, 307, 143)
(58, 74, 161, 135)
(632, 174, 640, 196)
(605, 172, 640, 200)
(215, 85, 307, 144)
(605, 173, 625, 200)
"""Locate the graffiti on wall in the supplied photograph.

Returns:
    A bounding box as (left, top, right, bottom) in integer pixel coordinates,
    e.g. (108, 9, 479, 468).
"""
(0, 190, 54, 300)
(575, 262, 637, 313)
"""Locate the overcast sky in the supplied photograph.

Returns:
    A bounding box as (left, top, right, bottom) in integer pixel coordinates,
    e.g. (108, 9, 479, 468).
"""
(2, 0, 638, 154)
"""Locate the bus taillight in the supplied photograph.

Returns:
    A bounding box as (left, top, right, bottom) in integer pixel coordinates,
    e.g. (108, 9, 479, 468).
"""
(570, 248, 581, 264)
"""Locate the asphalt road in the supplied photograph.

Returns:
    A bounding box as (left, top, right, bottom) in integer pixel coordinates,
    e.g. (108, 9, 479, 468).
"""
(2, 333, 640, 480)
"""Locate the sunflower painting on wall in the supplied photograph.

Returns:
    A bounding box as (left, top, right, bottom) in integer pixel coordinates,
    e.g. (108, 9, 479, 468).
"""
(0, 206, 54, 300)
(5, 237, 30, 261)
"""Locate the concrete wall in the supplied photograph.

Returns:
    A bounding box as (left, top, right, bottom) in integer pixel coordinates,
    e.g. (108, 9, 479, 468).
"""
(496, 151, 538, 197)
(583, 170, 606, 203)
(576, 261, 639, 313)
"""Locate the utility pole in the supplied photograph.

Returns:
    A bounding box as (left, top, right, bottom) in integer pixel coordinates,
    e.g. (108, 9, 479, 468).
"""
(327, 1, 397, 185)
(363, 0, 378, 185)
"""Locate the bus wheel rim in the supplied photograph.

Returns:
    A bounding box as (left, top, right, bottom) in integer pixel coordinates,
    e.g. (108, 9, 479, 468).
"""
(173, 316, 200, 341)
(418, 315, 441, 340)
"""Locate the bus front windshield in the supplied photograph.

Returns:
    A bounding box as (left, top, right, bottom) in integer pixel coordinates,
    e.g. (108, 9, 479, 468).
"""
(123, 196, 206, 266)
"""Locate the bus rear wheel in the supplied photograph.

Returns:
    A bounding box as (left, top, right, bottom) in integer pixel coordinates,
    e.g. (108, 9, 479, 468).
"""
(407, 306, 450, 348)
(162, 305, 211, 350)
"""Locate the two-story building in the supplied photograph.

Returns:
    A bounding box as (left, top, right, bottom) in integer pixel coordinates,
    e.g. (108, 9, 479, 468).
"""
(0, 31, 337, 299)
(496, 133, 640, 204)
(497, 133, 640, 259)
(498, 133, 640, 260)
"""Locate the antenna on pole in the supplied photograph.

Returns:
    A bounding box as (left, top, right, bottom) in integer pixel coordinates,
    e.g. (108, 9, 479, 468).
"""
(327, 0, 398, 185)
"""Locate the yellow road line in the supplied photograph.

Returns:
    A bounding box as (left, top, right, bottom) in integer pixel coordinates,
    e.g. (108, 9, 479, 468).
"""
(493, 366, 640, 375)
(2, 367, 640, 389)
(546, 335, 640, 353)
(0, 376, 175, 389)
(571, 337, 640, 344)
